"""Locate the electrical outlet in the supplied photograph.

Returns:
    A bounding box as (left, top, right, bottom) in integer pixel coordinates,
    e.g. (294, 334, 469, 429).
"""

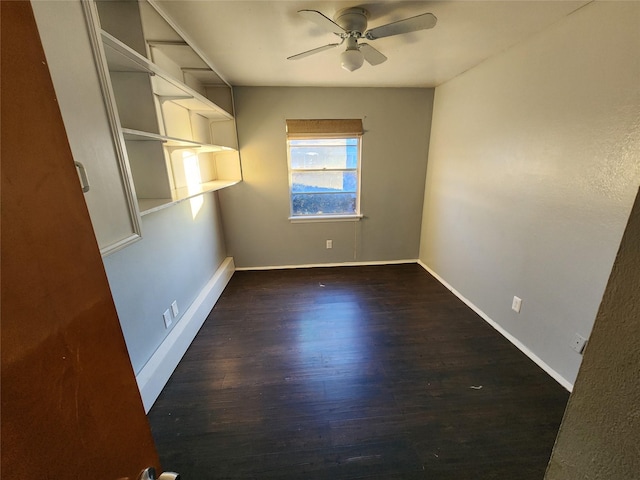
(571, 333, 587, 354)
(171, 300, 179, 317)
(163, 309, 172, 328)
(511, 296, 522, 313)
(326, 240, 333, 249)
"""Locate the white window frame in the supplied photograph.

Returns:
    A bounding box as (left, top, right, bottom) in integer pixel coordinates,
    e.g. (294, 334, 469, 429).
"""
(286, 134, 363, 223)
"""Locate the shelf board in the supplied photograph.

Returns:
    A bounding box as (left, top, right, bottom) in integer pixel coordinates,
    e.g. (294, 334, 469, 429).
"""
(149, 41, 206, 68)
(138, 198, 173, 216)
(121, 128, 235, 153)
(138, 180, 240, 216)
(181, 68, 227, 86)
(172, 180, 240, 202)
(101, 31, 232, 121)
(147, 42, 226, 86)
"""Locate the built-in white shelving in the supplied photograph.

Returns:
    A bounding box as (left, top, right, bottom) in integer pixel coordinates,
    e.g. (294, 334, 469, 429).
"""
(86, 0, 241, 217)
(121, 128, 234, 153)
(101, 32, 233, 121)
(138, 179, 240, 216)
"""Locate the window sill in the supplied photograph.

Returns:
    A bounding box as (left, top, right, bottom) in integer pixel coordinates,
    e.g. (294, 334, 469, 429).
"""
(289, 214, 363, 224)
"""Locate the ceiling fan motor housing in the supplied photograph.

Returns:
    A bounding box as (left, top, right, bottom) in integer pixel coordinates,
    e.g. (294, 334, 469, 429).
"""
(289, 6, 436, 70)
(333, 7, 369, 34)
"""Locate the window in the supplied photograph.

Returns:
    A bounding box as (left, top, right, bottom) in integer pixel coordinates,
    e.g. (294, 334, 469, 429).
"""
(286, 119, 363, 220)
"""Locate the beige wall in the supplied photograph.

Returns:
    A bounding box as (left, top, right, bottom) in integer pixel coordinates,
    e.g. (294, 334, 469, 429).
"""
(545, 188, 640, 479)
(220, 87, 433, 268)
(419, 1, 640, 386)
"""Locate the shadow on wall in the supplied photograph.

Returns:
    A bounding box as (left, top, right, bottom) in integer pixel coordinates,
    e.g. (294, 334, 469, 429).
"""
(545, 187, 640, 479)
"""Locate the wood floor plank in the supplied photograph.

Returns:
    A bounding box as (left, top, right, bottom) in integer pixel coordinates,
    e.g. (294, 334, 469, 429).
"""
(148, 264, 568, 479)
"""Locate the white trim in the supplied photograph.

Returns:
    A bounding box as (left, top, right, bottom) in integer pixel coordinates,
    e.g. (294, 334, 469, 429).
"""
(82, 1, 143, 256)
(289, 214, 363, 223)
(100, 232, 142, 257)
(236, 259, 418, 271)
(417, 261, 573, 392)
(135, 257, 236, 412)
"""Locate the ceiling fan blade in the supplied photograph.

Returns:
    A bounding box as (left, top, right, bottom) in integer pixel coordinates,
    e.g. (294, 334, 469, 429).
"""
(365, 13, 437, 40)
(287, 43, 340, 61)
(298, 10, 345, 35)
(359, 43, 387, 66)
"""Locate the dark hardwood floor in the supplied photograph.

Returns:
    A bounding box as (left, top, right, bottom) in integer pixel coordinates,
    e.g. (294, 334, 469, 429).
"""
(148, 264, 569, 479)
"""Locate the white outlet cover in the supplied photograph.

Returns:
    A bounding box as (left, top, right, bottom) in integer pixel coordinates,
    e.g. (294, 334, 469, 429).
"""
(572, 333, 587, 354)
(163, 309, 172, 328)
(512, 296, 522, 313)
(171, 301, 179, 317)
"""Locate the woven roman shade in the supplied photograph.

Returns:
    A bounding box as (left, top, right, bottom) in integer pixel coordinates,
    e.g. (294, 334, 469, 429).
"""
(286, 119, 363, 138)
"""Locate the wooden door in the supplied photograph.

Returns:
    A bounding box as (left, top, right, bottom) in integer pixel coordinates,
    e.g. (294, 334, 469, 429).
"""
(1, 2, 161, 479)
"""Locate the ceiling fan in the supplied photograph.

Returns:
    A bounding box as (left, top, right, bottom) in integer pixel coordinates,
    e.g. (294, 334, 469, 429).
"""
(288, 7, 437, 72)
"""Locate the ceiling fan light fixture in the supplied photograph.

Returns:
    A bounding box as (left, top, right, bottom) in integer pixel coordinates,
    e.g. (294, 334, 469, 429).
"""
(290, 8, 436, 72)
(340, 48, 364, 72)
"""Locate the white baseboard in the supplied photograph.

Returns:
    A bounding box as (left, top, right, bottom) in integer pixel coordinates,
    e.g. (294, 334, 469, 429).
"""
(417, 261, 573, 392)
(235, 259, 419, 271)
(136, 257, 236, 412)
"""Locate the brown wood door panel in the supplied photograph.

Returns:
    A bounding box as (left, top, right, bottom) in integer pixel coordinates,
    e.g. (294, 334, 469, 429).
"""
(1, 2, 160, 479)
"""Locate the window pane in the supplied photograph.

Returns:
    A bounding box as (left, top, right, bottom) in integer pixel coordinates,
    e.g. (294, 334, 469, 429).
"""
(287, 135, 360, 218)
(292, 171, 357, 193)
(290, 138, 359, 169)
(290, 138, 357, 147)
(292, 193, 357, 216)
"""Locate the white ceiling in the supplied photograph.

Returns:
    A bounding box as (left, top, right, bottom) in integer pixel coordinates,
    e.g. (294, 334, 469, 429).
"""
(153, 1, 590, 88)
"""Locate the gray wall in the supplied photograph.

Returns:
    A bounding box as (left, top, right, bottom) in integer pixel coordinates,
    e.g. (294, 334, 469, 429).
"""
(545, 188, 640, 479)
(103, 194, 227, 373)
(419, 1, 640, 386)
(219, 87, 433, 268)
